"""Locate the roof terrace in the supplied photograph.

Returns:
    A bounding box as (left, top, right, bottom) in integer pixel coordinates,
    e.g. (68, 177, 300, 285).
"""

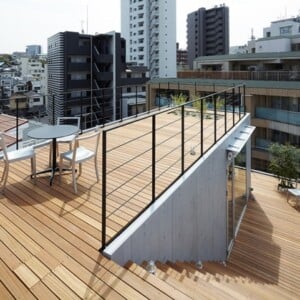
(0, 85, 299, 298)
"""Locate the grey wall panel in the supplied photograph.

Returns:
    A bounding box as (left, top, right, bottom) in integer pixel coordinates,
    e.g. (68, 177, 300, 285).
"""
(105, 115, 251, 265)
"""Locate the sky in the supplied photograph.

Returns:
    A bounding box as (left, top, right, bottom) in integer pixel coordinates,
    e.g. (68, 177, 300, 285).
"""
(0, 0, 300, 54)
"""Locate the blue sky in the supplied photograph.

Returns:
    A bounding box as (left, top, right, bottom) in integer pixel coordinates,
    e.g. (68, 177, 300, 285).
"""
(0, 0, 299, 53)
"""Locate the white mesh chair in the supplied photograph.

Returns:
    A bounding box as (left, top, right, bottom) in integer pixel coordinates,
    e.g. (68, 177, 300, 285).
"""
(59, 127, 101, 194)
(0, 132, 36, 191)
(56, 117, 81, 151)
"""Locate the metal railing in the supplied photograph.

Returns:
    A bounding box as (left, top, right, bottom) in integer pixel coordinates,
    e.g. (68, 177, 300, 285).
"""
(0, 85, 148, 149)
(178, 70, 300, 82)
(100, 84, 246, 251)
(1, 83, 247, 251)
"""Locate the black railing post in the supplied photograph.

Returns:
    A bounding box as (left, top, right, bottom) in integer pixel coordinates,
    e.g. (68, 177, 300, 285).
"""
(102, 89, 105, 125)
(232, 87, 235, 127)
(224, 91, 227, 133)
(135, 85, 138, 117)
(167, 82, 170, 107)
(52, 94, 55, 125)
(101, 130, 107, 251)
(243, 84, 246, 115)
(238, 85, 241, 120)
(200, 98, 204, 156)
(213, 95, 217, 143)
(16, 98, 19, 149)
(158, 83, 161, 110)
(120, 87, 123, 122)
(80, 91, 83, 130)
(152, 115, 156, 203)
(147, 83, 151, 113)
(181, 105, 185, 174)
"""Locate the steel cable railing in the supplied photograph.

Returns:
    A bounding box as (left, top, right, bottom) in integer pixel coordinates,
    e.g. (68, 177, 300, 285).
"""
(100, 84, 246, 250)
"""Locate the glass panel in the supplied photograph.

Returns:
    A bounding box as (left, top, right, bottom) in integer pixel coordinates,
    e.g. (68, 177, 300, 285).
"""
(227, 162, 234, 249)
(234, 146, 247, 230)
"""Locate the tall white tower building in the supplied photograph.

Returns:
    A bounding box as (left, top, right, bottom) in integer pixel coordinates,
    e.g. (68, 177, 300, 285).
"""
(121, 0, 176, 79)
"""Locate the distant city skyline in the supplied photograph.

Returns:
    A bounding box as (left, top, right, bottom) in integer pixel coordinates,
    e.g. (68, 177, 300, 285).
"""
(0, 0, 299, 54)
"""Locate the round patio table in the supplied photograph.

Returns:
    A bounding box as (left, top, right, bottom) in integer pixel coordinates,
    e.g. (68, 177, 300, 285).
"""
(28, 124, 79, 185)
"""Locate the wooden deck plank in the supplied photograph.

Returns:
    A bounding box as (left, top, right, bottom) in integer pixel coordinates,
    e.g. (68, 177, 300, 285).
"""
(0, 259, 36, 300)
(0, 281, 14, 300)
(0, 179, 168, 299)
(0, 113, 299, 299)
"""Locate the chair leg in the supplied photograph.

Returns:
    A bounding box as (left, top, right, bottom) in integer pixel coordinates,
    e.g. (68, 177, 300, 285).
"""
(79, 163, 82, 177)
(31, 156, 36, 184)
(72, 162, 77, 194)
(94, 157, 99, 182)
(1, 163, 7, 182)
(49, 143, 53, 167)
(59, 155, 63, 183)
(2, 163, 9, 190)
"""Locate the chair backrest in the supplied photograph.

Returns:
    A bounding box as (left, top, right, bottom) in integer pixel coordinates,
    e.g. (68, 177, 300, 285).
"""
(57, 117, 81, 129)
(73, 128, 101, 161)
(0, 133, 8, 160)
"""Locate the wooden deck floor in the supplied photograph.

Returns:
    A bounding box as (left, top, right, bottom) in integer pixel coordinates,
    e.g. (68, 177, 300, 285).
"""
(0, 113, 299, 298)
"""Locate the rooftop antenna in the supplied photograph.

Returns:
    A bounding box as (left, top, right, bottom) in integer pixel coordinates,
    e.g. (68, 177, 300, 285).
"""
(284, 6, 287, 18)
(251, 28, 255, 40)
(86, 5, 89, 34)
(81, 20, 85, 33)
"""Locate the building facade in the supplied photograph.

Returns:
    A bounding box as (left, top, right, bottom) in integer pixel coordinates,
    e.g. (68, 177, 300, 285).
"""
(19, 57, 47, 84)
(150, 51, 300, 172)
(26, 45, 42, 57)
(121, 0, 176, 78)
(255, 16, 300, 53)
(176, 43, 188, 70)
(187, 5, 229, 68)
(120, 64, 149, 117)
(47, 31, 126, 127)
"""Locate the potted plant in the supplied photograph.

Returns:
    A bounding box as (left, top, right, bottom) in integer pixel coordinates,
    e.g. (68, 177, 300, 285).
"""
(268, 143, 300, 191)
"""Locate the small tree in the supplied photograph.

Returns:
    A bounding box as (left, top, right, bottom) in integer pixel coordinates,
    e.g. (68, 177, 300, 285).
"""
(193, 98, 208, 116)
(268, 143, 300, 190)
(171, 93, 188, 114)
(171, 93, 187, 106)
(216, 96, 225, 111)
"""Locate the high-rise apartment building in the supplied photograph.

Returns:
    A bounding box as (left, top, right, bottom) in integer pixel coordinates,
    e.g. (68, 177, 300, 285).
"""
(47, 31, 125, 127)
(187, 5, 229, 68)
(121, 0, 176, 78)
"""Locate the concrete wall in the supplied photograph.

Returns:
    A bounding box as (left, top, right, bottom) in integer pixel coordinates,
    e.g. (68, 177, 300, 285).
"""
(104, 115, 251, 266)
(256, 38, 291, 53)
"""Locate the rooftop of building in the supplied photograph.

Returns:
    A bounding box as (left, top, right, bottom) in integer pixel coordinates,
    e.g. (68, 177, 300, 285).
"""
(150, 77, 300, 90)
(256, 34, 300, 42)
(0, 124, 299, 298)
(271, 15, 300, 24)
(193, 51, 300, 62)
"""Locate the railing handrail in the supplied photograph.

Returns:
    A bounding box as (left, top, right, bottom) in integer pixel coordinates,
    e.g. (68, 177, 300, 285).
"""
(177, 70, 300, 82)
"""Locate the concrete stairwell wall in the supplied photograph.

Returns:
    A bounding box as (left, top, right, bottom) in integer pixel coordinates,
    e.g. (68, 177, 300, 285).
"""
(104, 115, 252, 265)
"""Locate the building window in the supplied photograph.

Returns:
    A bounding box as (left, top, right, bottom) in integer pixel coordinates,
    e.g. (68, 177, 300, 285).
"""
(280, 26, 292, 35)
